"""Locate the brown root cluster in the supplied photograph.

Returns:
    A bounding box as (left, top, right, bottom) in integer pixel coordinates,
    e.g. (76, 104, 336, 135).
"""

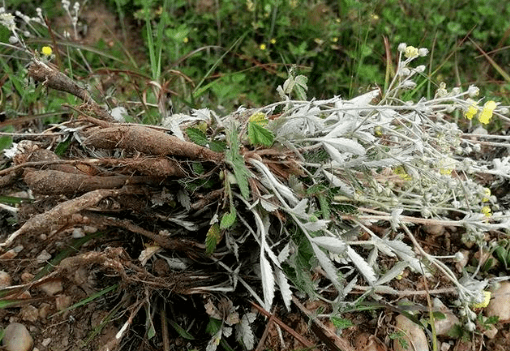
(1, 60, 227, 292)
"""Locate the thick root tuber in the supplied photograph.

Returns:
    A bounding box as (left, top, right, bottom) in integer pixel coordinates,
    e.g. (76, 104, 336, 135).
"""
(83, 125, 223, 163)
(24, 169, 155, 195)
(0, 188, 125, 248)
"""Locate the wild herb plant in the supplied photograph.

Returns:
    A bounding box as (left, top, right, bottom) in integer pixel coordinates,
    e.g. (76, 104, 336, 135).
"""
(2, 2, 510, 350)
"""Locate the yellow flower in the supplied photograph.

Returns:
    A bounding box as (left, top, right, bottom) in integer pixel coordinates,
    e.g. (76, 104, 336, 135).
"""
(482, 188, 491, 202)
(259, 43, 266, 50)
(481, 206, 491, 218)
(464, 99, 478, 120)
(331, 37, 338, 43)
(270, 38, 276, 44)
(404, 46, 419, 58)
(478, 100, 497, 125)
(394, 165, 412, 181)
(246, 0, 255, 12)
(183, 37, 189, 43)
(41, 46, 53, 57)
(471, 291, 491, 309)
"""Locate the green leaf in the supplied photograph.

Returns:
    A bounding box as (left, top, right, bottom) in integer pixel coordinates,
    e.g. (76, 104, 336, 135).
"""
(294, 75, 308, 100)
(54, 135, 73, 156)
(192, 162, 205, 174)
(186, 127, 208, 146)
(206, 223, 222, 254)
(220, 209, 237, 229)
(168, 318, 195, 340)
(210, 140, 227, 152)
(330, 317, 354, 329)
(247, 122, 274, 147)
(225, 126, 251, 199)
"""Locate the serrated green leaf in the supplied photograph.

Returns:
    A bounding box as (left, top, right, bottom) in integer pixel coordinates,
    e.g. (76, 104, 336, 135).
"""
(220, 209, 236, 229)
(186, 127, 209, 146)
(248, 122, 274, 147)
(210, 141, 226, 152)
(206, 223, 222, 255)
(225, 126, 251, 199)
(248, 112, 268, 126)
(330, 317, 354, 329)
(192, 162, 205, 174)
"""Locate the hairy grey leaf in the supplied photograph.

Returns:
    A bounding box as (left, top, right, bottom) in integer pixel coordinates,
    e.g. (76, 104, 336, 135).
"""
(311, 236, 347, 254)
(346, 246, 377, 285)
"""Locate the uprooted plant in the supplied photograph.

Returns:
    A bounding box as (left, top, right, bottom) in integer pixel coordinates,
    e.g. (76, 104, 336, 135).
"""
(1, 5, 510, 350)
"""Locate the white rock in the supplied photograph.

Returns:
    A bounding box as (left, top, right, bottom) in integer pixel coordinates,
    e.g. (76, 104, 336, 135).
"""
(55, 294, 72, 311)
(19, 304, 39, 322)
(433, 298, 460, 336)
(2, 322, 34, 351)
(484, 324, 498, 339)
(0, 270, 12, 288)
(39, 279, 63, 296)
(486, 281, 510, 321)
(394, 314, 429, 351)
(36, 250, 51, 263)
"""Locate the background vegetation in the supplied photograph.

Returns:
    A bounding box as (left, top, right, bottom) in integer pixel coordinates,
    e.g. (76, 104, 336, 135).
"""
(2, 0, 510, 124)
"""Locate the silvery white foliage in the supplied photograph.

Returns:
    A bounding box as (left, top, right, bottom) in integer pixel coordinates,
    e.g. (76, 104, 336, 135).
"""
(492, 156, 510, 178)
(276, 104, 324, 139)
(390, 208, 404, 231)
(302, 219, 330, 232)
(346, 246, 377, 285)
(322, 170, 354, 196)
(275, 269, 293, 311)
(278, 243, 291, 263)
(331, 90, 379, 121)
(375, 261, 409, 286)
(161, 109, 211, 141)
(260, 252, 275, 311)
(313, 137, 366, 156)
(384, 239, 428, 274)
(249, 158, 299, 206)
(235, 313, 256, 349)
(311, 242, 343, 289)
(110, 106, 127, 122)
(311, 236, 347, 254)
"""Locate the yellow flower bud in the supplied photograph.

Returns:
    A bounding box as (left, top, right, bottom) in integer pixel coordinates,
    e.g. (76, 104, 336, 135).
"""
(41, 46, 52, 57)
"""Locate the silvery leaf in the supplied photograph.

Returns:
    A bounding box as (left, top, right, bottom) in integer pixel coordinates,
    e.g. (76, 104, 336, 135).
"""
(311, 236, 347, 254)
(302, 219, 330, 232)
(346, 246, 377, 285)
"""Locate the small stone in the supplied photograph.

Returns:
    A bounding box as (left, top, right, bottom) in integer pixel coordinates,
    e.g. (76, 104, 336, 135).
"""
(83, 225, 97, 233)
(422, 224, 445, 236)
(394, 314, 429, 351)
(19, 304, 39, 322)
(38, 303, 52, 319)
(2, 322, 34, 351)
(72, 227, 85, 238)
(42, 338, 52, 347)
(0, 246, 23, 259)
(486, 282, 510, 321)
(36, 250, 52, 263)
(484, 324, 498, 339)
(20, 272, 34, 283)
(55, 294, 72, 311)
(39, 279, 63, 296)
(433, 298, 460, 336)
(0, 270, 12, 288)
